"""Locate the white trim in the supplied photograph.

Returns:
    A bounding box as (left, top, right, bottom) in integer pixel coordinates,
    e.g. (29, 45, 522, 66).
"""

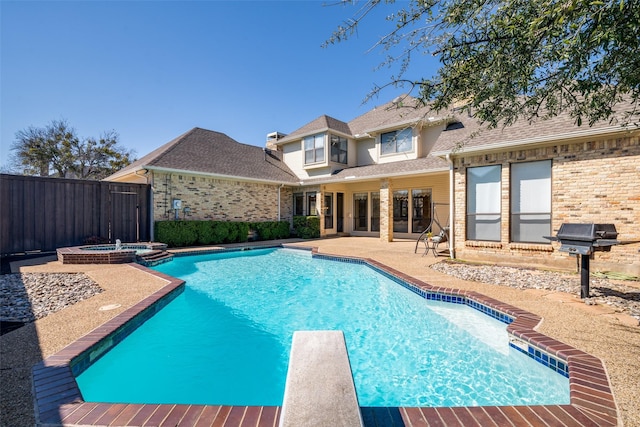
(303, 167, 450, 186)
(131, 166, 300, 186)
(431, 125, 639, 157)
(275, 128, 352, 146)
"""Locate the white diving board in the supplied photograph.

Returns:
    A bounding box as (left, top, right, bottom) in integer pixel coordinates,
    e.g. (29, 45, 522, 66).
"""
(279, 330, 364, 427)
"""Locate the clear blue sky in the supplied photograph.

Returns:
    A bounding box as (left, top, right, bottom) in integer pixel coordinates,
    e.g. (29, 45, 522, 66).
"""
(1, 1, 439, 166)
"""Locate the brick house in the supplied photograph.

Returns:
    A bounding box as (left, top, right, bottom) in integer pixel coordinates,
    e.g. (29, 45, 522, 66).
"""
(106, 96, 640, 275)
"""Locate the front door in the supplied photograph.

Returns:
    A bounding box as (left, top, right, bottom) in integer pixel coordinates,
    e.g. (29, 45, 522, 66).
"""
(337, 192, 344, 233)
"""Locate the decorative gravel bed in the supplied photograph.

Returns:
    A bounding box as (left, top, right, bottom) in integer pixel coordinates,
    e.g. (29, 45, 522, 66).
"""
(431, 261, 640, 323)
(0, 273, 102, 323)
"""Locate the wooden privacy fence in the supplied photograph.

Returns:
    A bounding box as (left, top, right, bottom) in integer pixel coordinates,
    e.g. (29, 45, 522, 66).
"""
(0, 174, 151, 256)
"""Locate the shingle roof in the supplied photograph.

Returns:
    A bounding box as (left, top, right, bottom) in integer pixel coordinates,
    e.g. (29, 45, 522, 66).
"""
(107, 128, 299, 183)
(277, 115, 351, 143)
(277, 95, 441, 144)
(349, 95, 440, 136)
(300, 156, 449, 185)
(432, 99, 639, 154)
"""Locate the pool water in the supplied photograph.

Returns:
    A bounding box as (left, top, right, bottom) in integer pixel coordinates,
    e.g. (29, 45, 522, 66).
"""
(76, 248, 569, 407)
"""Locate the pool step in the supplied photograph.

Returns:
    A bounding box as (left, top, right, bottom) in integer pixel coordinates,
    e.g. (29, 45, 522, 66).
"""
(136, 250, 174, 267)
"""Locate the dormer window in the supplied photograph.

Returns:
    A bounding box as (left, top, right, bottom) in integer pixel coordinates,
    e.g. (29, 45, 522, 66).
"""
(330, 134, 347, 164)
(304, 134, 325, 164)
(381, 128, 412, 155)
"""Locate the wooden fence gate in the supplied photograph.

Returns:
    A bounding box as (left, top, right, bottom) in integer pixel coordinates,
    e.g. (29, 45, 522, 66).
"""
(0, 174, 151, 256)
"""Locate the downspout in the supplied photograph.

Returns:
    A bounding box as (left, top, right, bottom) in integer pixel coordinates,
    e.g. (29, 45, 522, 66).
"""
(445, 153, 455, 259)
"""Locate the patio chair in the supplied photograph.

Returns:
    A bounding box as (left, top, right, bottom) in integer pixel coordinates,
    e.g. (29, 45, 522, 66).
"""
(423, 227, 448, 257)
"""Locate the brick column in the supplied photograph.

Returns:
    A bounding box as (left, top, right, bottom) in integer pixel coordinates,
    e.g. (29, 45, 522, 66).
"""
(380, 179, 393, 242)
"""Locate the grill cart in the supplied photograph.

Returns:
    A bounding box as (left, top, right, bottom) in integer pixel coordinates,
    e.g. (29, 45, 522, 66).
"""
(546, 223, 620, 298)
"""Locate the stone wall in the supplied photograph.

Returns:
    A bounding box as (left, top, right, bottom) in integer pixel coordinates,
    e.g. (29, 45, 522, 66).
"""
(151, 171, 293, 223)
(453, 133, 640, 275)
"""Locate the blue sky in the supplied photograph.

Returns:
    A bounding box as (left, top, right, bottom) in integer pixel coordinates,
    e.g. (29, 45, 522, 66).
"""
(1, 1, 439, 166)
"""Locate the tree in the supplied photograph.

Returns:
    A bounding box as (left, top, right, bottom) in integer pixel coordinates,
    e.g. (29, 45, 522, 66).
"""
(325, 0, 640, 128)
(11, 120, 136, 179)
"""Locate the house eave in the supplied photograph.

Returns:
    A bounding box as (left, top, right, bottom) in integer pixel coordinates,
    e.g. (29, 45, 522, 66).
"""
(300, 166, 450, 186)
(140, 166, 298, 186)
(431, 124, 640, 158)
(361, 116, 448, 137)
(275, 127, 353, 145)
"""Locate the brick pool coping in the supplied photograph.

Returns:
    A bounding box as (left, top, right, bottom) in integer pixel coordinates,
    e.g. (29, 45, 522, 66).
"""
(32, 247, 619, 426)
(56, 243, 167, 265)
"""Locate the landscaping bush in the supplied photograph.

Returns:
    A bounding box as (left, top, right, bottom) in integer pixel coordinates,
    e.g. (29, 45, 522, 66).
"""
(155, 220, 292, 247)
(155, 221, 198, 247)
(292, 216, 320, 239)
(251, 221, 291, 241)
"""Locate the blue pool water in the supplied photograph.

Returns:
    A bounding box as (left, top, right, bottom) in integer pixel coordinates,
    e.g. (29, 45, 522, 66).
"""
(76, 248, 569, 407)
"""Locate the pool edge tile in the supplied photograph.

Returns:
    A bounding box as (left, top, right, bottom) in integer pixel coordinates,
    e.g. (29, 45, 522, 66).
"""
(31, 247, 620, 427)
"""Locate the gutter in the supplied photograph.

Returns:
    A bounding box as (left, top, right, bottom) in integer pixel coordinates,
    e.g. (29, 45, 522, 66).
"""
(138, 166, 298, 186)
(445, 154, 455, 259)
(299, 166, 450, 186)
(431, 124, 639, 158)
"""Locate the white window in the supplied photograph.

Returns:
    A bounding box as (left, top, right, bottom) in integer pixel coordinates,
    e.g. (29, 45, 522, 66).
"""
(307, 193, 317, 216)
(381, 128, 412, 155)
(467, 165, 501, 241)
(511, 160, 552, 243)
(330, 134, 348, 164)
(304, 134, 325, 164)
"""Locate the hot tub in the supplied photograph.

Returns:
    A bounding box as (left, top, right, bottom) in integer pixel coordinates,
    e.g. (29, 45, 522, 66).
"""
(57, 242, 168, 264)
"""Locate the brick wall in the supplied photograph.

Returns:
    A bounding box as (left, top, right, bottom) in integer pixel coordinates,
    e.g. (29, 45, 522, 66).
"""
(151, 172, 293, 223)
(453, 133, 640, 276)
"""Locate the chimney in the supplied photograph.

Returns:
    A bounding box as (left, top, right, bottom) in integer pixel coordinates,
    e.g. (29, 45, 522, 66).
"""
(266, 131, 287, 151)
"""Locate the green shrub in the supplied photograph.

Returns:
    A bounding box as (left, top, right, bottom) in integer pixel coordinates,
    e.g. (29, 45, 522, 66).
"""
(251, 221, 291, 241)
(155, 221, 198, 247)
(155, 220, 251, 247)
(292, 216, 320, 239)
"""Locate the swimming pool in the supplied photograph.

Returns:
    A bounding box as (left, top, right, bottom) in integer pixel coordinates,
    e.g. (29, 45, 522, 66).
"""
(75, 247, 569, 407)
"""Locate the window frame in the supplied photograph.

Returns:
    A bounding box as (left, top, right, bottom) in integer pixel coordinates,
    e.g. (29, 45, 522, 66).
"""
(466, 165, 502, 241)
(307, 193, 317, 216)
(330, 134, 348, 164)
(303, 134, 325, 165)
(510, 160, 552, 244)
(293, 193, 304, 216)
(381, 128, 413, 155)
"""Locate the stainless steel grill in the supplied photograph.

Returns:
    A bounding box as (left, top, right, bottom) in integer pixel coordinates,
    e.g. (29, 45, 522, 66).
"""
(546, 223, 620, 298)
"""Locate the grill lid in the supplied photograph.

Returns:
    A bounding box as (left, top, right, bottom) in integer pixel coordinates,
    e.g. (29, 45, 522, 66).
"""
(556, 223, 618, 242)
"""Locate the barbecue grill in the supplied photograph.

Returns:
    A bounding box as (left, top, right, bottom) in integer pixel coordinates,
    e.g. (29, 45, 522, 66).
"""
(545, 223, 620, 298)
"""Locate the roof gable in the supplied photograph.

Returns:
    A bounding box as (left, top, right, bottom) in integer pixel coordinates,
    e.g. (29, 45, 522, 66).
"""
(277, 115, 351, 143)
(349, 95, 438, 136)
(108, 127, 298, 183)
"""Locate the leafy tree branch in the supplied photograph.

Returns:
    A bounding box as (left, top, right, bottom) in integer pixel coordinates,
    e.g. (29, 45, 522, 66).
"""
(10, 119, 136, 179)
(326, 0, 640, 128)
